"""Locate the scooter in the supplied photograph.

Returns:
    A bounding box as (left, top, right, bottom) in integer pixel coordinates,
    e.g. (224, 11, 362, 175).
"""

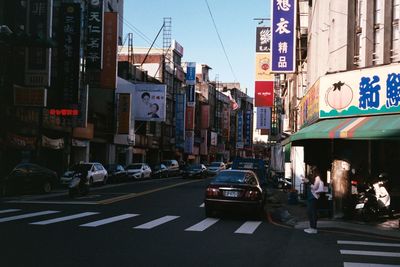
(68, 172, 90, 198)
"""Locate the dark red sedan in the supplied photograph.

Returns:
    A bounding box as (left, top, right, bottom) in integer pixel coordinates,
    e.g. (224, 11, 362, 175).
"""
(204, 170, 266, 217)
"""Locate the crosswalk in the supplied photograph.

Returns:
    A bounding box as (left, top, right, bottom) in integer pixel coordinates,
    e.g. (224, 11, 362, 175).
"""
(338, 240, 400, 267)
(0, 208, 263, 235)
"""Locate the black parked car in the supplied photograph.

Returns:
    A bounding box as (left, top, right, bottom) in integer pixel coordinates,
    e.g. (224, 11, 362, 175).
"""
(182, 164, 208, 179)
(1, 163, 58, 196)
(150, 163, 169, 178)
(104, 164, 127, 183)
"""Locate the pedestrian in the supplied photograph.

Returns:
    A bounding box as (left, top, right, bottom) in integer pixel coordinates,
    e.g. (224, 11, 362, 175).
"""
(303, 166, 324, 234)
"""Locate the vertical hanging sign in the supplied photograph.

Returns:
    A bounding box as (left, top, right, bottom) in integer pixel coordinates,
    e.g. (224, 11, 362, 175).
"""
(100, 12, 118, 89)
(175, 93, 186, 148)
(86, 0, 103, 69)
(271, 0, 296, 73)
(245, 110, 252, 146)
(236, 111, 243, 149)
(186, 62, 196, 107)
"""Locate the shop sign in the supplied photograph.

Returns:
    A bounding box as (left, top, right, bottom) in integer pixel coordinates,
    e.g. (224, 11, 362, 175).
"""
(255, 53, 274, 81)
(72, 123, 94, 140)
(7, 133, 36, 149)
(255, 81, 274, 107)
(173, 40, 184, 56)
(184, 131, 194, 154)
(72, 139, 89, 147)
(256, 107, 271, 129)
(117, 93, 131, 134)
(14, 85, 47, 107)
(185, 106, 195, 130)
(299, 79, 320, 127)
(175, 93, 186, 148)
(200, 129, 208, 155)
(201, 105, 210, 129)
(271, 0, 296, 73)
(256, 27, 271, 53)
(221, 107, 230, 138)
(100, 12, 118, 89)
(210, 131, 218, 146)
(319, 64, 400, 118)
(186, 62, 196, 106)
(244, 110, 252, 146)
(42, 135, 64, 149)
(86, 0, 103, 69)
(237, 111, 243, 143)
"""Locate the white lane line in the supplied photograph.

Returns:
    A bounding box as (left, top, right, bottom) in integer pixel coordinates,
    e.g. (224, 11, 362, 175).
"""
(234, 221, 262, 234)
(80, 214, 139, 227)
(30, 212, 99, 225)
(344, 262, 400, 267)
(199, 203, 205, 208)
(0, 209, 21, 214)
(6, 200, 98, 205)
(338, 240, 400, 247)
(185, 218, 219, 232)
(0, 211, 60, 223)
(340, 250, 400, 258)
(133, 215, 180, 229)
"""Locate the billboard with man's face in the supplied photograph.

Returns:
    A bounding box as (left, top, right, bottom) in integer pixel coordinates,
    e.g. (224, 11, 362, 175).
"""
(133, 84, 166, 121)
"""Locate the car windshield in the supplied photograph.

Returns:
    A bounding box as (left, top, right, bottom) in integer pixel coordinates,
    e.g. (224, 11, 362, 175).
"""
(187, 164, 202, 170)
(214, 171, 246, 184)
(127, 164, 142, 170)
(210, 162, 222, 167)
(71, 164, 92, 172)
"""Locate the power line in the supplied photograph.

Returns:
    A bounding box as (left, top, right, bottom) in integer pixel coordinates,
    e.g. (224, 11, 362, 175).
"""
(204, 0, 238, 82)
(119, 15, 163, 48)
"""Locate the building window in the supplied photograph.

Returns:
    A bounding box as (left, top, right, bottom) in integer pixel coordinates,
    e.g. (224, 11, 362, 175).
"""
(373, 0, 384, 65)
(392, 0, 400, 62)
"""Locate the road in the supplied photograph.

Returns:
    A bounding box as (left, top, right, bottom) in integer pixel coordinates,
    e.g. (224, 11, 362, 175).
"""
(1, 176, 400, 267)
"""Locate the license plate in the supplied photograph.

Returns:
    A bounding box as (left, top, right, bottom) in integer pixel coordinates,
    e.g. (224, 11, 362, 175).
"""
(223, 191, 239, 197)
(355, 203, 364, 209)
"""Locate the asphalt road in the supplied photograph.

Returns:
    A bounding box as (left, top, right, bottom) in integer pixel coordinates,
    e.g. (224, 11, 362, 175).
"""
(1, 177, 400, 267)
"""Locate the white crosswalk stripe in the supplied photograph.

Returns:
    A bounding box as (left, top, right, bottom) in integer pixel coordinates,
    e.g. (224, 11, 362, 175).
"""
(338, 240, 400, 248)
(344, 263, 400, 267)
(234, 221, 262, 234)
(185, 218, 219, 232)
(80, 214, 139, 227)
(0, 209, 21, 214)
(340, 250, 400, 258)
(134, 215, 180, 229)
(199, 203, 205, 208)
(30, 212, 99, 225)
(0, 211, 60, 223)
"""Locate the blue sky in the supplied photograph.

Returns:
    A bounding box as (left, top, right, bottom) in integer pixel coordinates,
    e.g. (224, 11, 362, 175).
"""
(122, 0, 271, 97)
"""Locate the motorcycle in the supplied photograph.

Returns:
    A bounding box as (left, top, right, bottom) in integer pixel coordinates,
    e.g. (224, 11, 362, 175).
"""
(272, 172, 292, 190)
(68, 172, 90, 198)
(354, 179, 393, 221)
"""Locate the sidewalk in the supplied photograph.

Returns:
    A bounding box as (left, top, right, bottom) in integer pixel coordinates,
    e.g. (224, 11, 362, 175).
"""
(266, 188, 400, 239)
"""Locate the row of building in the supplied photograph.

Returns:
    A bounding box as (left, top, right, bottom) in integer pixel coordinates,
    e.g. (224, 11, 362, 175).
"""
(0, 0, 254, 175)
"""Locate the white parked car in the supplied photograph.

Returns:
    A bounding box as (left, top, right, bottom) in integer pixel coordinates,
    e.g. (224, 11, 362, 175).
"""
(207, 162, 226, 175)
(60, 162, 108, 186)
(126, 163, 152, 179)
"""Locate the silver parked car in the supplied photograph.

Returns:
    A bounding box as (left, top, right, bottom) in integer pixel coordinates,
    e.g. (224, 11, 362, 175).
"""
(60, 162, 108, 186)
(126, 163, 152, 179)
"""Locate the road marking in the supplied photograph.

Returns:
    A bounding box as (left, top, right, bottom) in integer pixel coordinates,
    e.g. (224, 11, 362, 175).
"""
(6, 200, 98, 205)
(30, 212, 99, 225)
(234, 221, 262, 234)
(340, 250, 400, 257)
(338, 240, 400, 247)
(80, 214, 139, 227)
(185, 218, 219, 232)
(0, 211, 60, 223)
(0, 209, 20, 214)
(344, 263, 400, 267)
(133, 215, 180, 229)
(199, 203, 205, 208)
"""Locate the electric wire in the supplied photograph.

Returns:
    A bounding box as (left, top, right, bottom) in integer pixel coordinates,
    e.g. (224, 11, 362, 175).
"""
(204, 0, 238, 82)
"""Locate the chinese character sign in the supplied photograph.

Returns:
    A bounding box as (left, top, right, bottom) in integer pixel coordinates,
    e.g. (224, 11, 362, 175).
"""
(319, 64, 400, 118)
(256, 27, 271, 52)
(256, 107, 271, 129)
(175, 93, 186, 148)
(255, 81, 274, 107)
(86, 0, 103, 69)
(271, 0, 296, 73)
(237, 111, 243, 143)
(245, 110, 252, 146)
(186, 62, 196, 106)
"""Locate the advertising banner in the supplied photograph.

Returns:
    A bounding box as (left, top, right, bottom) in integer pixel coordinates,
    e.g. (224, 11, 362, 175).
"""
(14, 85, 47, 107)
(117, 93, 131, 134)
(222, 107, 230, 138)
(86, 0, 103, 69)
(184, 131, 194, 154)
(255, 53, 274, 81)
(100, 12, 118, 89)
(256, 27, 271, 53)
(319, 64, 400, 118)
(256, 107, 271, 129)
(210, 131, 218, 146)
(42, 135, 64, 150)
(201, 105, 210, 129)
(271, 0, 296, 73)
(175, 93, 186, 148)
(59, 3, 81, 104)
(185, 106, 195, 130)
(255, 81, 274, 107)
(186, 62, 196, 106)
(237, 111, 243, 144)
(200, 129, 208, 155)
(299, 79, 320, 127)
(133, 84, 166, 121)
(245, 110, 252, 146)
(25, 0, 52, 87)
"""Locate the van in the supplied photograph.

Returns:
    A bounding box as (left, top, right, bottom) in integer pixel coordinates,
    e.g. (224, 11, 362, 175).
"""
(161, 160, 180, 176)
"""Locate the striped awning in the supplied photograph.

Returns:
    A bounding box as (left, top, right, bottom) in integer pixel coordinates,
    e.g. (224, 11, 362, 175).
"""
(291, 114, 400, 142)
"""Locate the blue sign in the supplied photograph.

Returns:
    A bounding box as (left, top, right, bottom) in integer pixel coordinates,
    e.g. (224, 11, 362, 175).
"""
(245, 110, 252, 146)
(175, 93, 186, 148)
(271, 0, 296, 73)
(237, 111, 243, 143)
(186, 62, 196, 85)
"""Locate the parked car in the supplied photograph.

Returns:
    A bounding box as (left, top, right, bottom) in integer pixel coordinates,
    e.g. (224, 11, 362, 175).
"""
(182, 164, 208, 179)
(204, 170, 266, 217)
(161, 160, 180, 176)
(104, 164, 128, 183)
(150, 163, 169, 179)
(60, 162, 108, 186)
(207, 161, 226, 176)
(126, 163, 152, 179)
(1, 163, 58, 196)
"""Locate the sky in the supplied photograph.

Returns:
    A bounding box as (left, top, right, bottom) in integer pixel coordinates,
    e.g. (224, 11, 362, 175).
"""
(122, 0, 271, 98)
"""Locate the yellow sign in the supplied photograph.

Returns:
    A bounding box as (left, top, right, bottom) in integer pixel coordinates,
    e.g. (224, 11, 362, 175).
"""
(255, 53, 274, 81)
